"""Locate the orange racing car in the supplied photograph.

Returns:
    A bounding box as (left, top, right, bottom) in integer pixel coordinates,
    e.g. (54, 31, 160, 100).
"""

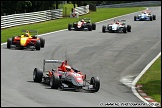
(7, 30, 45, 50)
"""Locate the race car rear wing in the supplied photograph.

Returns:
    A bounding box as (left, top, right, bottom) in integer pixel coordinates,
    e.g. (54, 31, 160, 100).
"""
(120, 20, 126, 22)
(43, 59, 63, 72)
(79, 18, 91, 20)
(22, 30, 38, 35)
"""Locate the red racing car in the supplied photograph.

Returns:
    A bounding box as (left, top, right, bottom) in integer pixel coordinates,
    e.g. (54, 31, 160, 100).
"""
(68, 18, 96, 31)
(7, 30, 45, 50)
(33, 59, 100, 92)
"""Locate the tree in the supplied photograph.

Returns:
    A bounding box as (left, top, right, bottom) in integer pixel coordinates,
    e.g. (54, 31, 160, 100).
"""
(55, 1, 59, 9)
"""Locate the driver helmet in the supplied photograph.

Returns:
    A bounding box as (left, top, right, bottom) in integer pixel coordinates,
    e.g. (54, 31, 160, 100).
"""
(25, 33, 29, 37)
(65, 65, 71, 72)
(116, 22, 119, 24)
(81, 19, 84, 22)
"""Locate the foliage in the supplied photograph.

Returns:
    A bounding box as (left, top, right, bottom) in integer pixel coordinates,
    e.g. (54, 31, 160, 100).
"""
(1, 7, 145, 43)
(1, 1, 143, 16)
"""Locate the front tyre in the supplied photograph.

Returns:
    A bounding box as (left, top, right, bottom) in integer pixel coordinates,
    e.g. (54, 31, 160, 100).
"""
(90, 76, 100, 92)
(150, 16, 153, 21)
(123, 27, 127, 33)
(50, 74, 60, 89)
(7, 38, 12, 48)
(102, 26, 106, 33)
(92, 23, 96, 30)
(35, 40, 41, 50)
(68, 24, 72, 31)
(40, 37, 45, 48)
(153, 15, 156, 20)
(127, 25, 131, 32)
(134, 16, 137, 21)
(88, 24, 92, 31)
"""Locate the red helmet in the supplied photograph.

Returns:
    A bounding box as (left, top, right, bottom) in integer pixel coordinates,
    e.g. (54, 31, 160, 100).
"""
(65, 65, 71, 71)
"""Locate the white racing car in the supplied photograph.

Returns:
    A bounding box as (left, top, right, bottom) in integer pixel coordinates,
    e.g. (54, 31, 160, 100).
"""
(134, 9, 156, 21)
(102, 20, 131, 33)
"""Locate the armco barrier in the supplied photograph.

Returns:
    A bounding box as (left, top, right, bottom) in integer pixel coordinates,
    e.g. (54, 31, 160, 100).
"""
(1, 9, 63, 29)
(70, 5, 89, 18)
(74, 5, 89, 16)
(1, 5, 89, 29)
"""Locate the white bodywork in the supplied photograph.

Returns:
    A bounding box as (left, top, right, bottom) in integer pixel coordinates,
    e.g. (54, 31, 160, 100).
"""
(110, 24, 119, 30)
(138, 13, 150, 17)
(77, 21, 82, 28)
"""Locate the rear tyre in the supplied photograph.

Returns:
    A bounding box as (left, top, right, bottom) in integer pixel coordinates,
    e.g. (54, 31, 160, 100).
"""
(50, 74, 60, 89)
(90, 76, 100, 92)
(33, 68, 43, 82)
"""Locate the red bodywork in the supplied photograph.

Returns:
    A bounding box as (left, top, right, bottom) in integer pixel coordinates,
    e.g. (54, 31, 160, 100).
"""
(47, 60, 85, 82)
(13, 36, 40, 46)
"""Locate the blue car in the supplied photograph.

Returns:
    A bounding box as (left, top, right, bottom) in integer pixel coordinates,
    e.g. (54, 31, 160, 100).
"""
(134, 12, 156, 21)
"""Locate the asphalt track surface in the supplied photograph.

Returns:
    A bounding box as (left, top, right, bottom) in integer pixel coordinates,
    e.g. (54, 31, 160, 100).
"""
(1, 6, 161, 107)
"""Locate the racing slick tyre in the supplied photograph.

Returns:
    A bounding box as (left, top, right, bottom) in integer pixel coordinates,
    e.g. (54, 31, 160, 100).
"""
(150, 16, 153, 21)
(108, 26, 112, 33)
(102, 26, 106, 33)
(35, 40, 41, 50)
(92, 23, 96, 30)
(88, 24, 92, 31)
(123, 27, 127, 33)
(7, 38, 12, 48)
(40, 37, 45, 48)
(68, 24, 72, 31)
(90, 76, 100, 92)
(50, 74, 60, 89)
(12, 37, 15, 44)
(134, 16, 137, 21)
(33, 68, 43, 82)
(127, 25, 131, 32)
(153, 15, 156, 20)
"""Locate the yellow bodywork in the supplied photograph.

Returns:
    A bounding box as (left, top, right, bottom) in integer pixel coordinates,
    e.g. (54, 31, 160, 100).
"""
(20, 37, 28, 46)
(20, 30, 32, 46)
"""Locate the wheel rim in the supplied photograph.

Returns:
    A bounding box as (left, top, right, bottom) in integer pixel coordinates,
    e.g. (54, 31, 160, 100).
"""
(50, 77, 53, 87)
(33, 71, 36, 80)
(91, 78, 95, 87)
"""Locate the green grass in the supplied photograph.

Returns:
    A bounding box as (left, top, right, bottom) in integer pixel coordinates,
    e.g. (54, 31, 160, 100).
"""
(137, 56, 161, 103)
(1, 7, 145, 43)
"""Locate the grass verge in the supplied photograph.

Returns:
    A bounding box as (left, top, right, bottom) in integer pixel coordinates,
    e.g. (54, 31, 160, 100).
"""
(1, 7, 145, 43)
(137, 56, 161, 103)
